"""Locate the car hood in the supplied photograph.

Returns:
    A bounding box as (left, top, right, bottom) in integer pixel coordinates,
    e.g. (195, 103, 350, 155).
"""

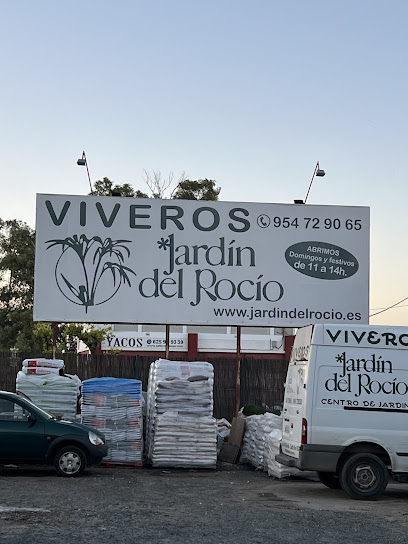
(48, 419, 106, 440)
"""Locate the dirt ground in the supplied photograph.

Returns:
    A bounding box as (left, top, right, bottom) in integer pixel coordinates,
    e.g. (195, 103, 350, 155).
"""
(1, 462, 408, 544)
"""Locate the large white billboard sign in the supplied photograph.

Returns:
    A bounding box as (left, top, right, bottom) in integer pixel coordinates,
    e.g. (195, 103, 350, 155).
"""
(34, 195, 369, 326)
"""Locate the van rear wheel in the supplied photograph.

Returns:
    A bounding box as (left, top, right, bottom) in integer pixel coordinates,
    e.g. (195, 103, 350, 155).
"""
(317, 471, 341, 489)
(339, 453, 388, 501)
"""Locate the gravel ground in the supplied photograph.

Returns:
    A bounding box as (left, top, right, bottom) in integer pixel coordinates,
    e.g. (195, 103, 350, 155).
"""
(0, 462, 408, 544)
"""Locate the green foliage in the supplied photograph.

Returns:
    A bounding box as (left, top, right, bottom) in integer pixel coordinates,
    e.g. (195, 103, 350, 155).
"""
(64, 323, 112, 353)
(172, 179, 221, 201)
(92, 177, 148, 198)
(33, 322, 56, 352)
(0, 308, 42, 352)
(242, 404, 281, 416)
(0, 219, 39, 350)
(242, 404, 266, 416)
(0, 219, 35, 310)
(33, 323, 113, 354)
(134, 189, 150, 198)
(93, 176, 221, 201)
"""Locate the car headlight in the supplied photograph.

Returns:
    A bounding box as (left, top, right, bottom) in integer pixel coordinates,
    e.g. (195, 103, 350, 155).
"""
(88, 431, 105, 446)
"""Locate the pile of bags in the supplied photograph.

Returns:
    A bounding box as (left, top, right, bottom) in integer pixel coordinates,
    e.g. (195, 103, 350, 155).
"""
(16, 358, 80, 421)
(81, 377, 143, 464)
(265, 428, 300, 479)
(216, 418, 231, 453)
(147, 359, 217, 469)
(240, 412, 283, 470)
(152, 413, 217, 468)
(240, 412, 301, 479)
(21, 358, 64, 375)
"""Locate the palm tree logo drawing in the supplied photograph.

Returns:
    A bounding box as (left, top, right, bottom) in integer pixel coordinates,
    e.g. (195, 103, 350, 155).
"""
(46, 234, 136, 312)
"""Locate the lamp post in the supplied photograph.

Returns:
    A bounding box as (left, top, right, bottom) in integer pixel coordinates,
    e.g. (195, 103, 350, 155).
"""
(77, 151, 93, 194)
(303, 161, 326, 204)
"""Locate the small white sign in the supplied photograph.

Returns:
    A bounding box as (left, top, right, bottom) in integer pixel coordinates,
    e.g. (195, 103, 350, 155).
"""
(101, 334, 187, 351)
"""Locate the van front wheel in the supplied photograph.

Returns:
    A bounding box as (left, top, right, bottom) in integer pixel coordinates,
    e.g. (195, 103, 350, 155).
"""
(339, 453, 388, 501)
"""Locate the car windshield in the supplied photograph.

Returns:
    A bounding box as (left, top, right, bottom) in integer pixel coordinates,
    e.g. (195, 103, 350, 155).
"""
(17, 394, 54, 420)
(16, 390, 33, 402)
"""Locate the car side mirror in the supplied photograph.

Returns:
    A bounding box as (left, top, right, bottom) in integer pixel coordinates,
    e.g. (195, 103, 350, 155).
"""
(28, 414, 37, 424)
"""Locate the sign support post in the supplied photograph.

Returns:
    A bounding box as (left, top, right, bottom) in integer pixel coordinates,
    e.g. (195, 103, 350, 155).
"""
(52, 322, 58, 359)
(235, 325, 242, 416)
(165, 324, 170, 359)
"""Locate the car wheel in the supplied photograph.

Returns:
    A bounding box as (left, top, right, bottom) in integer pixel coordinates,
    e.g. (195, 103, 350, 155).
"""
(339, 453, 388, 501)
(54, 446, 87, 477)
(317, 471, 341, 489)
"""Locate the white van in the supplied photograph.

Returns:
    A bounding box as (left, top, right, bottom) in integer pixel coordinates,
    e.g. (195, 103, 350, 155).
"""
(276, 323, 408, 500)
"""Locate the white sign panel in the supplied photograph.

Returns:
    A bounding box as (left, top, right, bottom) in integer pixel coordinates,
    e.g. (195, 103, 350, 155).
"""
(101, 333, 187, 351)
(34, 194, 370, 326)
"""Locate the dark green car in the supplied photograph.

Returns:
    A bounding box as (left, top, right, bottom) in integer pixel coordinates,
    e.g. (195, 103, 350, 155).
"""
(0, 390, 108, 477)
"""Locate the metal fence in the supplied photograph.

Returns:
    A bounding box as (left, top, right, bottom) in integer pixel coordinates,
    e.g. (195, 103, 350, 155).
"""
(0, 352, 288, 422)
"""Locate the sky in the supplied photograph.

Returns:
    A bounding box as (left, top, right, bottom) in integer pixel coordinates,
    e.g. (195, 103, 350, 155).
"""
(1, 0, 407, 326)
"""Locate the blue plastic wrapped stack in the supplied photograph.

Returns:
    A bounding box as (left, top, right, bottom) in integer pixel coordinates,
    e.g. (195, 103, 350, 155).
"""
(81, 377, 143, 465)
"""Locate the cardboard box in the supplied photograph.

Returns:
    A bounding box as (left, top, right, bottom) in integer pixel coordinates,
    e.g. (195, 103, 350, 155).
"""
(218, 442, 241, 464)
(218, 417, 246, 464)
(228, 417, 245, 447)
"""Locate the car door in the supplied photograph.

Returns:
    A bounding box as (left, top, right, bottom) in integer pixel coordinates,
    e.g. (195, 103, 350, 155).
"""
(0, 397, 47, 461)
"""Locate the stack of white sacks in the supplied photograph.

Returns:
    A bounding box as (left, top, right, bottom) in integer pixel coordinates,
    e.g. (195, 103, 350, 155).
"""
(266, 428, 300, 479)
(147, 359, 217, 468)
(16, 358, 80, 421)
(240, 412, 301, 479)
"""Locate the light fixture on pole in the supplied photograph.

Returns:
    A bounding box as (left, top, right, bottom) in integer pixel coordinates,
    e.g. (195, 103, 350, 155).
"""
(77, 151, 93, 194)
(303, 161, 325, 204)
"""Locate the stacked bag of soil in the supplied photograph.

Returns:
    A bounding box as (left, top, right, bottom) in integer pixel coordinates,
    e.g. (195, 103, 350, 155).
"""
(265, 428, 301, 479)
(146, 359, 217, 468)
(81, 378, 143, 465)
(240, 412, 283, 470)
(240, 411, 303, 479)
(16, 358, 81, 421)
